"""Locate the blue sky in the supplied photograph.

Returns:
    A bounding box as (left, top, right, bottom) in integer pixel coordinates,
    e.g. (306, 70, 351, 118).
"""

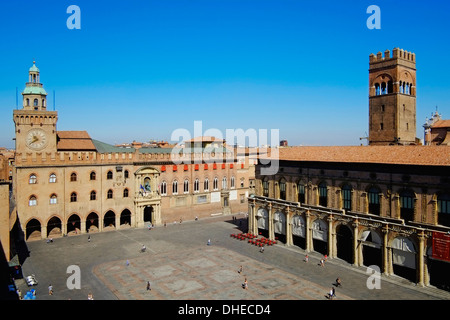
(1, 0, 449, 148)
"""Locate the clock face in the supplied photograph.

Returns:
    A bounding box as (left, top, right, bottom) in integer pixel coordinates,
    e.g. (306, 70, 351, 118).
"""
(26, 128, 48, 150)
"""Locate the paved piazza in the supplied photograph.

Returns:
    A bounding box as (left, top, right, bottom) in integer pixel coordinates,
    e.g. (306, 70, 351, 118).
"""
(17, 215, 450, 302)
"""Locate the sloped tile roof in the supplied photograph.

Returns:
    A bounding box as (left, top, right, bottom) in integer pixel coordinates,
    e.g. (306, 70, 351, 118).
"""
(270, 145, 450, 166)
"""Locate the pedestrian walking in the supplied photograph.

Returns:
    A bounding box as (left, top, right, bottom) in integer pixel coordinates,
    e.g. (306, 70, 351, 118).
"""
(304, 255, 309, 263)
(238, 265, 243, 274)
(335, 277, 342, 287)
(88, 292, 94, 300)
(88, 235, 91, 242)
(243, 278, 248, 290)
(48, 284, 53, 295)
(328, 287, 335, 300)
(320, 258, 324, 267)
(207, 239, 211, 246)
(147, 281, 151, 291)
(126, 259, 130, 266)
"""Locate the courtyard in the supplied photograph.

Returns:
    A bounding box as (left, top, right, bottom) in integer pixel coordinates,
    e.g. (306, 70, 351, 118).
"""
(15, 214, 450, 302)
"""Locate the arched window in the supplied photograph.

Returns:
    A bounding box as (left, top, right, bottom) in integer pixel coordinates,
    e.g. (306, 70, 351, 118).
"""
(297, 182, 306, 203)
(50, 194, 57, 204)
(368, 186, 380, 215)
(172, 180, 178, 195)
(375, 83, 380, 96)
(263, 179, 269, 197)
(90, 191, 96, 201)
(160, 181, 167, 196)
(194, 179, 199, 193)
(33, 99, 38, 107)
(213, 177, 219, 191)
(400, 190, 415, 222)
(342, 184, 352, 211)
(438, 194, 450, 227)
(230, 176, 235, 189)
(29, 174, 37, 184)
(42, 99, 45, 108)
(381, 82, 387, 95)
(26, 98, 30, 106)
(70, 172, 77, 182)
(90, 171, 96, 181)
(279, 179, 287, 200)
(184, 179, 189, 194)
(70, 192, 77, 202)
(107, 171, 113, 180)
(124, 170, 129, 179)
(49, 173, 56, 183)
(123, 188, 129, 198)
(318, 182, 327, 207)
(107, 189, 113, 199)
(204, 178, 209, 192)
(399, 81, 404, 94)
(29, 195, 37, 206)
(222, 177, 227, 190)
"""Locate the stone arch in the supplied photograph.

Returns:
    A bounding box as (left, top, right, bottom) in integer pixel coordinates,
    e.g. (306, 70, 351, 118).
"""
(336, 223, 353, 263)
(25, 218, 42, 240)
(311, 218, 328, 255)
(103, 210, 116, 230)
(359, 229, 383, 269)
(292, 213, 306, 249)
(273, 210, 286, 243)
(86, 212, 100, 233)
(256, 207, 269, 238)
(67, 213, 81, 235)
(390, 236, 417, 282)
(46, 216, 62, 238)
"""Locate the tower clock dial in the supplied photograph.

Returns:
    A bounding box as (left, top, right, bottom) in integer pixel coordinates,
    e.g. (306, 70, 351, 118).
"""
(26, 128, 48, 150)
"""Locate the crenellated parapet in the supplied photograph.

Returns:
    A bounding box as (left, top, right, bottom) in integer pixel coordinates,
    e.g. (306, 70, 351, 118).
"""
(369, 48, 416, 64)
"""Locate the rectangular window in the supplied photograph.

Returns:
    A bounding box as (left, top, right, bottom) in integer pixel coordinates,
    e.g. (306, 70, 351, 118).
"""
(197, 195, 207, 204)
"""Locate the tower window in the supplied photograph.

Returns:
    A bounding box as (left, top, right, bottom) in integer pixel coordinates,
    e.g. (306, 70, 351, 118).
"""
(107, 189, 113, 199)
(29, 195, 37, 206)
(70, 192, 77, 202)
(380, 123, 384, 130)
(381, 105, 385, 112)
(33, 99, 38, 107)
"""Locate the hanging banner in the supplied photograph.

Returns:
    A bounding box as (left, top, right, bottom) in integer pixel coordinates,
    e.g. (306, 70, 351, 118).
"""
(432, 232, 450, 262)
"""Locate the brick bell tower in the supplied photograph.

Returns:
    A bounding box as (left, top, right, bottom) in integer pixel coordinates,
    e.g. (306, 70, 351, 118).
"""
(13, 62, 58, 154)
(368, 48, 417, 145)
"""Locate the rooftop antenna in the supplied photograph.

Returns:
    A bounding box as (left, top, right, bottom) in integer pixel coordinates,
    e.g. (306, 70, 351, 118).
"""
(53, 90, 56, 111)
(15, 87, 18, 109)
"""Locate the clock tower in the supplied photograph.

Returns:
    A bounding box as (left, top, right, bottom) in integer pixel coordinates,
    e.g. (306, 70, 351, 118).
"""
(13, 62, 58, 153)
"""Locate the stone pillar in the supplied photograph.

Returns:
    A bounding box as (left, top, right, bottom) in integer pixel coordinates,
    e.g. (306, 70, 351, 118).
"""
(417, 231, 425, 287)
(286, 207, 292, 246)
(41, 225, 47, 240)
(382, 224, 390, 275)
(268, 203, 274, 241)
(80, 220, 86, 234)
(352, 220, 359, 266)
(327, 215, 333, 258)
(305, 210, 311, 252)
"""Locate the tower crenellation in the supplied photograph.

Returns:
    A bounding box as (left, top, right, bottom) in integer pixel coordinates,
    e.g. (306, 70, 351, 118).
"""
(370, 48, 415, 63)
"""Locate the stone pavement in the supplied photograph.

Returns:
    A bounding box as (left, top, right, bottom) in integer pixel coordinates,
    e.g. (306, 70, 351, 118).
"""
(15, 215, 450, 301)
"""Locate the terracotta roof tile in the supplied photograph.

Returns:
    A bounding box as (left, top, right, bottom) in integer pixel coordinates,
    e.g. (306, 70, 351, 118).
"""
(57, 131, 97, 151)
(267, 145, 450, 166)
